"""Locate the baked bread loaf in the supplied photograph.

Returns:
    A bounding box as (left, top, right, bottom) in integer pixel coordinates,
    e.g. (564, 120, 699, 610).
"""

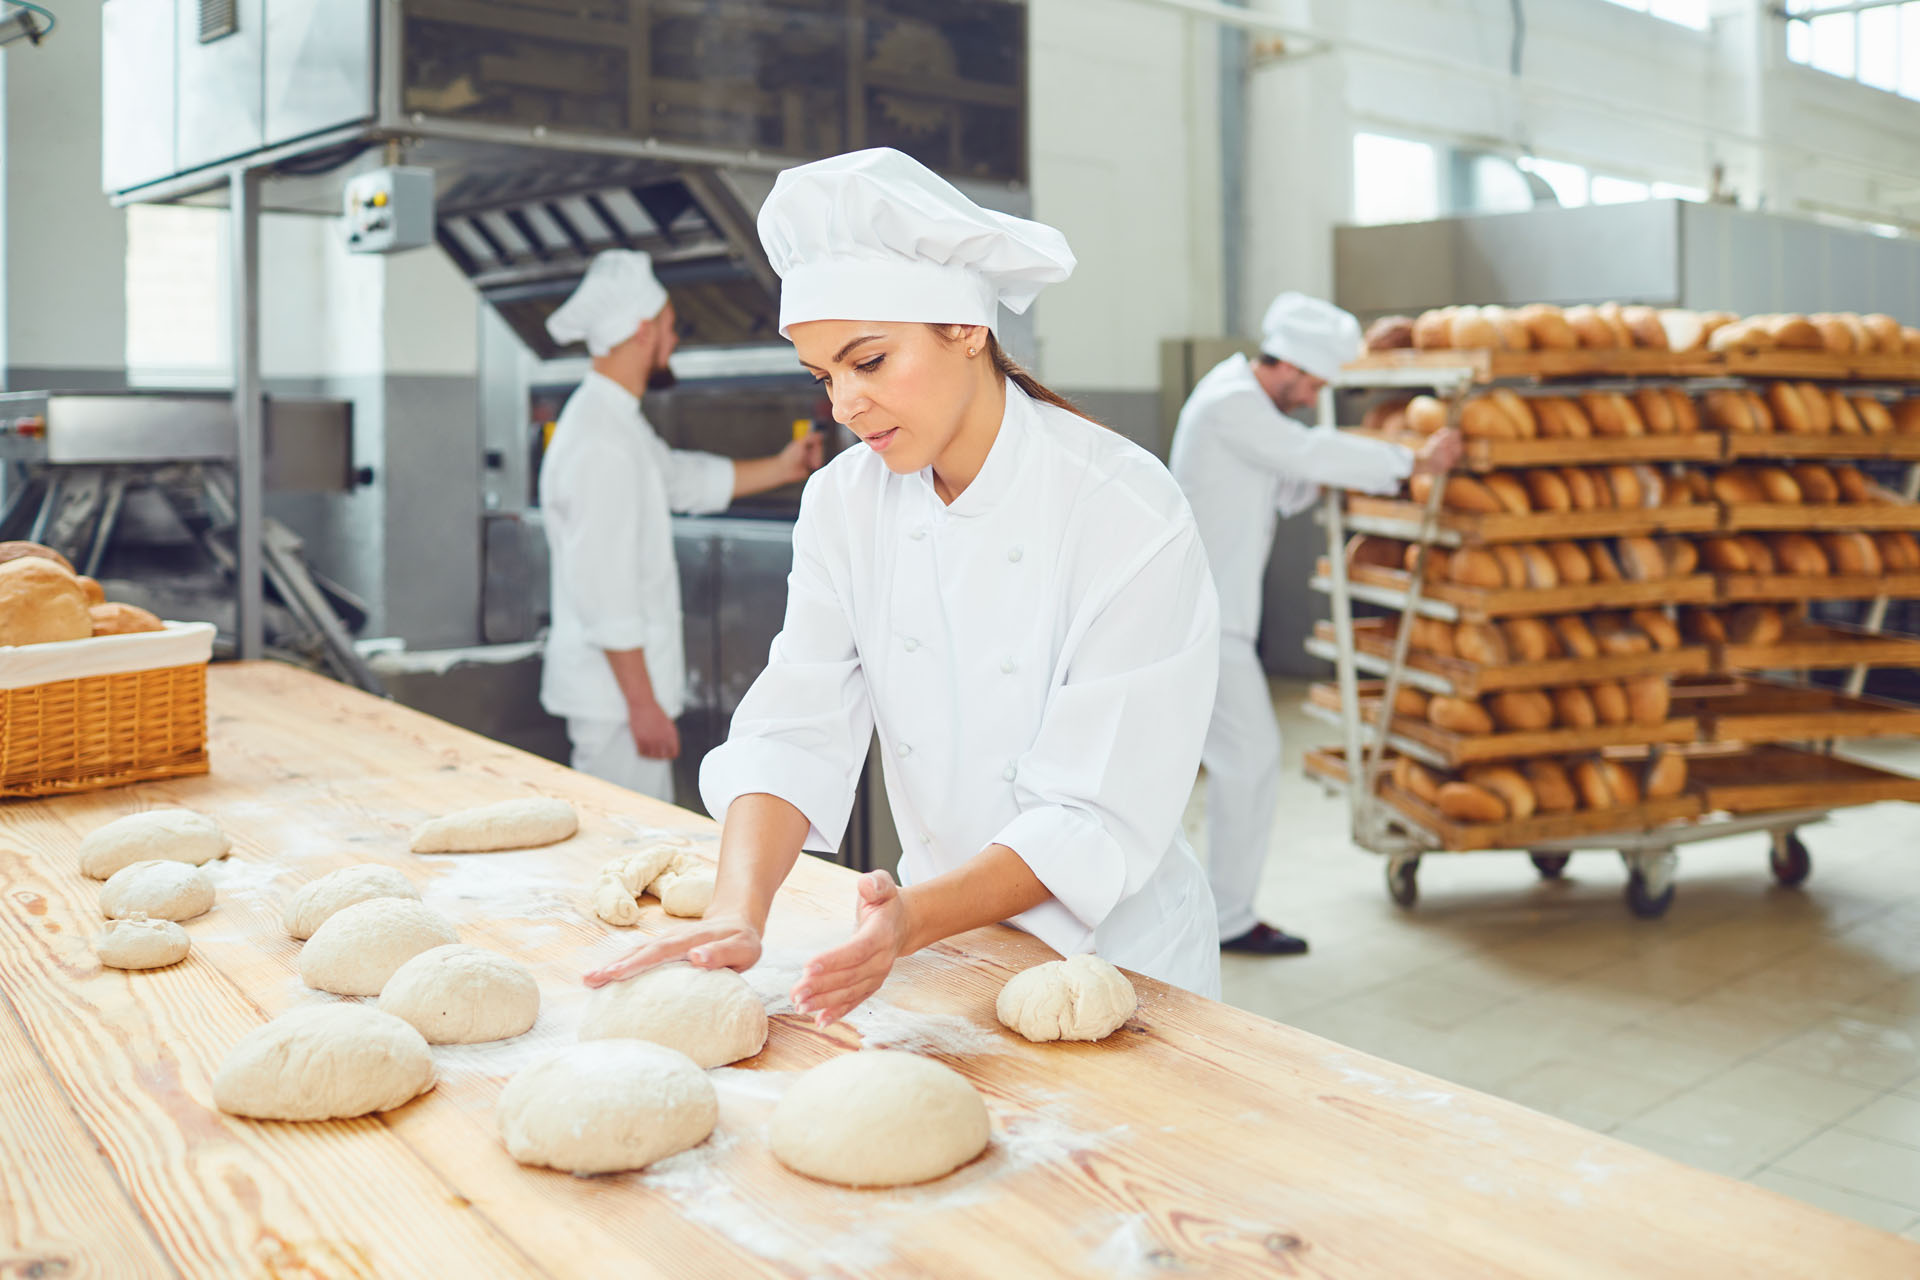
(1644, 751, 1688, 800)
(0, 558, 92, 647)
(1586, 542, 1625, 582)
(1464, 765, 1537, 820)
(1502, 617, 1559, 661)
(1667, 389, 1701, 434)
(1589, 681, 1631, 725)
(1822, 531, 1882, 575)
(1347, 534, 1405, 570)
(1863, 313, 1903, 353)
(1828, 390, 1864, 435)
(1525, 760, 1579, 812)
(1584, 392, 1646, 437)
(1462, 396, 1518, 439)
(1551, 685, 1599, 729)
(1393, 756, 1442, 804)
(1629, 608, 1682, 651)
(1450, 307, 1500, 349)
(1700, 537, 1751, 573)
(1811, 313, 1856, 353)
(1682, 607, 1727, 644)
(1596, 302, 1635, 348)
(1833, 465, 1875, 503)
(1728, 605, 1784, 644)
(1564, 304, 1616, 349)
(75, 576, 106, 606)
(1658, 309, 1712, 352)
(1436, 781, 1507, 823)
(1615, 536, 1668, 582)
(1429, 696, 1495, 735)
(1364, 316, 1416, 351)
(1855, 397, 1895, 435)
(1662, 538, 1700, 577)
(1553, 615, 1600, 659)
(1601, 759, 1643, 806)
(1485, 308, 1531, 349)
(1789, 465, 1839, 503)
(1518, 544, 1561, 589)
(1875, 531, 1920, 572)
(1483, 473, 1533, 514)
(1518, 303, 1578, 350)
(1563, 468, 1604, 510)
(1736, 535, 1777, 573)
(1711, 471, 1766, 505)
(1393, 685, 1432, 719)
(1524, 470, 1574, 513)
(1604, 464, 1645, 509)
(1448, 548, 1507, 588)
(0, 541, 73, 573)
(1621, 305, 1668, 350)
(1489, 690, 1556, 732)
(1573, 759, 1615, 809)
(1767, 315, 1823, 349)
(1454, 621, 1510, 666)
(1626, 675, 1671, 726)
(89, 602, 164, 636)
(1753, 467, 1804, 504)
(1635, 387, 1677, 435)
(1406, 395, 1448, 434)
(1703, 389, 1759, 433)
(1410, 616, 1457, 656)
(1412, 310, 1454, 350)
(1536, 398, 1593, 439)
(1548, 541, 1593, 583)
(1493, 545, 1528, 588)
(1767, 382, 1817, 435)
(1770, 533, 1828, 576)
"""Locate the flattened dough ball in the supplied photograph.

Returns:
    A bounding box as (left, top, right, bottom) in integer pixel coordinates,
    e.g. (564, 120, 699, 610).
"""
(283, 864, 420, 940)
(99, 860, 214, 922)
(410, 797, 577, 853)
(95, 915, 189, 969)
(497, 1041, 716, 1175)
(578, 962, 767, 1068)
(770, 1052, 990, 1187)
(654, 869, 714, 918)
(78, 808, 228, 879)
(213, 1004, 434, 1121)
(299, 897, 458, 996)
(378, 944, 539, 1044)
(995, 953, 1137, 1043)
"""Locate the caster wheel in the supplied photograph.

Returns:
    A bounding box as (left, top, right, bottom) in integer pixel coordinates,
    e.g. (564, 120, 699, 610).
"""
(1770, 834, 1812, 888)
(1530, 852, 1571, 880)
(1387, 857, 1420, 909)
(1626, 869, 1676, 919)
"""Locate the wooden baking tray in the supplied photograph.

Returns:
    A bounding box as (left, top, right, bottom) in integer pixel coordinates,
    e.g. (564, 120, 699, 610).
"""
(1669, 676, 1920, 744)
(1685, 745, 1920, 812)
(1717, 623, 1920, 671)
(1347, 495, 1720, 544)
(1343, 349, 1720, 381)
(1316, 618, 1712, 696)
(1303, 748, 1704, 852)
(1722, 434, 1920, 461)
(1716, 351, 1920, 382)
(1718, 572, 1920, 602)
(1308, 681, 1699, 766)
(1320, 561, 1718, 621)
(1719, 502, 1920, 532)
(1349, 428, 1724, 471)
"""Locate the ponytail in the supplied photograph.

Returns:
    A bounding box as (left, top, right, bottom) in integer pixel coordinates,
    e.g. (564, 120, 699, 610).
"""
(929, 325, 1101, 425)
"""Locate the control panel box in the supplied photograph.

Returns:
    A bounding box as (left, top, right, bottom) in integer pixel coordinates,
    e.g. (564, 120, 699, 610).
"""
(343, 166, 434, 254)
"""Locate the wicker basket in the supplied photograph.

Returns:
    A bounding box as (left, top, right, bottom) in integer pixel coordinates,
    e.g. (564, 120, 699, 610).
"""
(0, 623, 215, 798)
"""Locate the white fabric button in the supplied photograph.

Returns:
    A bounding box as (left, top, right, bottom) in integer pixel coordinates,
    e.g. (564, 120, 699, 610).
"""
(920, 832, 932, 844)
(1002, 764, 1017, 782)
(896, 741, 912, 757)
(1007, 546, 1024, 563)
(910, 526, 927, 541)
(1000, 657, 1016, 674)
(903, 637, 919, 652)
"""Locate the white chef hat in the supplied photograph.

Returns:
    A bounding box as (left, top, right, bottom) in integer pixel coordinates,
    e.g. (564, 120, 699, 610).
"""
(758, 148, 1075, 338)
(1259, 292, 1361, 380)
(545, 250, 670, 356)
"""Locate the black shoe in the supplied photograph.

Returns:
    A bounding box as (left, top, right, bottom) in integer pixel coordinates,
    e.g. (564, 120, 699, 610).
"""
(1221, 923, 1310, 956)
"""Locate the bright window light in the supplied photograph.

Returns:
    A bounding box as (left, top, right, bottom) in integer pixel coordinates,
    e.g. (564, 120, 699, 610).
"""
(1904, 3, 1920, 99)
(1351, 132, 1438, 226)
(1651, 181, 1707, 202)
(126, 205, 228, 384)
(1519, 156, 1590, 207)
(1595, 0, 1709, 30)
(1591, 175, 1652, 205)
(1861, 5, 1901, 89)
(1810, 11, 1858, 77)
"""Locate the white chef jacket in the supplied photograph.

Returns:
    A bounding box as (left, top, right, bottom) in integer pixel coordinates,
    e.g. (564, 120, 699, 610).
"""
(1168, 354, 1411, 639)
(700, 384, 1223, 996)
(539, 372, 735, 722)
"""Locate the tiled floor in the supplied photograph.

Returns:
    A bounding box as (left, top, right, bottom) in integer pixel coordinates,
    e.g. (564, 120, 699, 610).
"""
(1199, 677, 1920, 1242)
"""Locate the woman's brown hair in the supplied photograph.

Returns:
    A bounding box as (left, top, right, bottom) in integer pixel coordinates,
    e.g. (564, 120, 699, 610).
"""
(930, 325, 1095, 423)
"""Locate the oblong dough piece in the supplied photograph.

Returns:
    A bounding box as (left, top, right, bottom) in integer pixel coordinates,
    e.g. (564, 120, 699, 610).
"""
(410, 798, 578, 854)
(283, 864, 421, 940)
(96, 915, 190, 970)
(78, 809, 228, 880)
(213, 1004, 434, 1121)
(770, 1051, 990, 1188)
(100, 860, 214, 922)
(299, 898, 459, 996)
(996, 953, 1138, 1043)
(498, 1041, 717, 1175)
(378, 945, 540, 1044)
(578, 962, 767, 1068)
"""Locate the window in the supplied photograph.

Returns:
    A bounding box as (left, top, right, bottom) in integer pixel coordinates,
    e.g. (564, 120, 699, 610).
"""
(1591, 175, 1652, 205)
(1351, 132, 1438, 226)
(1520, 157, 1590, 207)
(125, 205, 227, 385)
(1595, 0, 1709, 31)
(1786, 1, 1920, 101)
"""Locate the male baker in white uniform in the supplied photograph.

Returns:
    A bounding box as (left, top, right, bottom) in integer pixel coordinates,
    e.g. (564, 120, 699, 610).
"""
(540, 250, 822, 801)
(1170, 292, 1460, 955)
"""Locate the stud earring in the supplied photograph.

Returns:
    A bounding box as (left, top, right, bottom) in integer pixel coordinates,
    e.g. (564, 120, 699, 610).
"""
(967, 347, 978, 357)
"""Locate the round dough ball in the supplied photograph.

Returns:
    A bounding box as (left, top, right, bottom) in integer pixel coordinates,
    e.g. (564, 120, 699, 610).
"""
(378, 944, 539, 1044)
(995, 954, 1137, 1043)
(497, 1040, 717, 1175)
(283, 864, 421, 940)
(577, 962, 767, 1068)
(655, 870, 714, 918)
(95, 914, 190, 969)
(99, 860, 214, 922)
(410, 797, 577, 854)
(770, 1051, 990, 1187)
(78, 808, 229, 880)
(298, 897, 458, 996)
(213, 1004, 435, 1121)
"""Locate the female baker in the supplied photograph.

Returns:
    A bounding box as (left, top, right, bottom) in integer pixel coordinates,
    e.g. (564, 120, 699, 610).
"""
(585, 148, 1223, 1020)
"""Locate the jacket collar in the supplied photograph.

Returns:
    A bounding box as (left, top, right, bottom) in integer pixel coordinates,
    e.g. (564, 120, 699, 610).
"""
(917, 381, 1032, 519)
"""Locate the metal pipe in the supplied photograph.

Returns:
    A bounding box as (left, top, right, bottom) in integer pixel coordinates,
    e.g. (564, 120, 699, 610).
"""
(1218, 0, 1248, 337)
(1774, 1, 1909, 16)
(230, 167, 265, 662)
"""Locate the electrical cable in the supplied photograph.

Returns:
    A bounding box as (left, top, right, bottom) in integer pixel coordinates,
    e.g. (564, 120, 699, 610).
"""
(273, 140, 374, 177)
(1509, 0, 1525, 77)
(5, 1, 55, 41)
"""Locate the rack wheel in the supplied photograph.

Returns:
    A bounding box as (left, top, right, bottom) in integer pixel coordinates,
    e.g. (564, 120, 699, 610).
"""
(1529, 852, 1570, 880)
(1387, 857, 1420, 909)
(1625, 868, 1675, 919)
(1770, 833, 1812, 888)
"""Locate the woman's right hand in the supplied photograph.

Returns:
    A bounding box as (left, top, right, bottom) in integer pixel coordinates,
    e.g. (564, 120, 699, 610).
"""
(581, 911, 763, 988)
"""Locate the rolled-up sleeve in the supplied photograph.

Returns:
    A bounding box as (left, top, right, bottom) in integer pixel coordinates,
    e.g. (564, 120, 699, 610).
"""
(990, 522, 1220, 952)
(699, 478, 873, 850)
(663, 447, 736, 516)
(1218, 395, 1411, 496)
(549, 445, 660, 651)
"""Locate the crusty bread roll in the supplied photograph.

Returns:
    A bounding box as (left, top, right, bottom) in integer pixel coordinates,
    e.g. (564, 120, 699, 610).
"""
(1524, 470, 1574, 513)
(1518, 303, 1578, 351)
(0, 541, 74, 574)
(1488, 389, 1536, 438)
(1875, 531, 1920, 573)
(1753, 467, 1804, 504)
(1543, 398, 1594, 439)
(1604, 464, 1645, 509)
(1518, 544, 1561, 589)
(1564, 304, 1617, 349)
(1552, 685, 1599, 729)
(1450, 307, 1501, 349)
(1630, 608, 1682, 652)
(1563, 468, 1604, 510)
(1406, 395, 1448, 435)
(1454, 621, 1510, 666)
(1728, 604, 1784, 644)
(1700, 536, 1751, 574)
(1666, 389, 1702, 434)
(1602, 758, 1643, 806)
(1589, 681, 1631, 725)
(1736, 535, 1777, 573)
(1863, 313, 1903, 353)
(75, 575, 106, 606)
(1393, 685, 1433, 719)
(1823, 531, 1883, 576)
(0, 558, 92, 647)
(1574, 758, 1615, 810)
(1364, 316, 1416, 352)
(1708, 319, 1766, 353)
(1798, 382, 1834, 433)
(1634, 387, 1677, 435)
(1811, 314, 1856, 354)
(1449, 548, 1508, 588)
(1493, 545, 1528, 589)
(1596, 621, 1653, 656)
(1404, 543, 1448, 578)
(1703, 389, 1757, 433)
(1662, 538, 1700, 577)
(1553, 615, 1600, 659)
(1489, 690, 1556, 732)
(1410, 616, 1457, 656)
(1483, 473, 1533, 515)
(1429, 696, 1495, 735)
(1525, 759, 1579, 813)
(1658, 309, 1712, 352)
(1394, 756, 1443, 804)
(1828, 390, 1864, 435)
(1839, 313, 1874, 352)
(1746, 390, 1775, 433)
(1712, 470, 1766, 505)
(1856, 397, 1896, 435)
(1587, 542, 1625, 583)
(1464, 765, 1538, 820)
(1549, 541, 1593, 584)
(1833, 465, 1874, 503)
(1436, 781, 1508, 823)
(1682, 607, 1727, 644)
(89, 602, 164, 636)
(1767, 382, 1816, 435)
(1789, 465, 1839, 503)
(1615, 536, 1668, 582)
(1622, 305, 1668, 350)
(1484, 307, 1532, 351)
(1767, 315, 1824, 350)
(1626, 675, 1671, 726)
(1413, 309, 1455, 350)
(1361, 399, 1411, 434)
(1583, 392, 1646, 438)
(1436, 476, 1508, 513)
(1596, 302, 1635, 348)
(1502, 616, 1559, 661)
(1462, 396, 1520, 439)
(1643, 750, 1688, 800)
(1906, 326, 1920, 355)
(1348, 535, 1407, 572)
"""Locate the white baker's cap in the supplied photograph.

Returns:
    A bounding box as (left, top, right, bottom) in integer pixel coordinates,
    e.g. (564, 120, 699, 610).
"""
(1259, 292, 1362, 380)
(757, 148, 1075, 338)
(545, 250, 670, 357)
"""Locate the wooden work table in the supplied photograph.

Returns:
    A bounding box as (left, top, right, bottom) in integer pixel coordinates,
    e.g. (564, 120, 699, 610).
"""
(2, 662, 1915, 1278)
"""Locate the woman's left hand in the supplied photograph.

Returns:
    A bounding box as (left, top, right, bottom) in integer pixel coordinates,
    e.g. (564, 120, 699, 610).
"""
(793, 869, 915, 1027)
